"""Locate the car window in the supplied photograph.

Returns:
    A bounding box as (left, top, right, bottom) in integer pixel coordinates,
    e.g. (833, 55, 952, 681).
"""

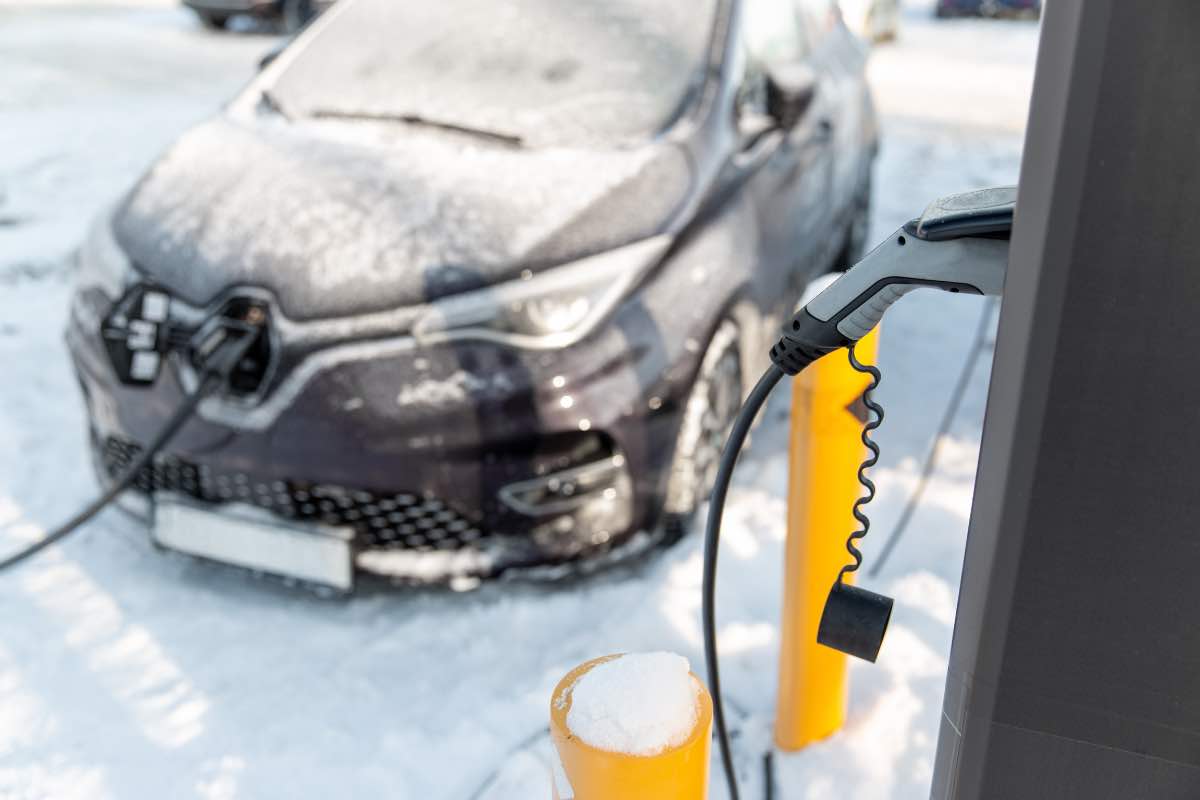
(266, 0, 719, 149)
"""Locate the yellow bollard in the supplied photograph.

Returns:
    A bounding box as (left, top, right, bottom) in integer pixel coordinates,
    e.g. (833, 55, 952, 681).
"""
(550, 655, 712, 800)
(775, 327, 880, 750)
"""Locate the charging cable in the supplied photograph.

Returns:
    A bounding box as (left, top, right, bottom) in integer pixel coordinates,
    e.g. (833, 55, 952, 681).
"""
(0, 321, 258, 573)
(703, 364, 785, 800)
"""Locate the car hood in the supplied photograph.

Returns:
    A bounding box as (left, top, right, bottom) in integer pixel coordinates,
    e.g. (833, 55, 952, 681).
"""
(114, 116, 692, 321)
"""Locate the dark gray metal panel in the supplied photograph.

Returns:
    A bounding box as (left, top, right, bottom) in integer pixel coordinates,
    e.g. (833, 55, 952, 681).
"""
(933, 0, 1200, 797)
(984, 725, 1200, 800)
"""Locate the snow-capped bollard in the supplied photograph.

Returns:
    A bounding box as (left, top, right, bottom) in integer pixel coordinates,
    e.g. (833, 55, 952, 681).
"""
(549, 653, 712, 800)
(775, 326, 880, 750)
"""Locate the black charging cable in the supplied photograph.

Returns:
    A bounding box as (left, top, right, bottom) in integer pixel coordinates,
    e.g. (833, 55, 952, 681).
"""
(0, 323, 257, 573)
(703, 363, 785, 800)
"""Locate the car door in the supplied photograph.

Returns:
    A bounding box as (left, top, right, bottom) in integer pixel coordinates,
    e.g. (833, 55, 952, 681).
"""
(737, 0, 837, 308)
(804, 0, 873, 239)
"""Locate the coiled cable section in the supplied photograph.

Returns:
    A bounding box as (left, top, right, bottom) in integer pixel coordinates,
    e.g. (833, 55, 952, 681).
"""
(837, 342, 883, 583)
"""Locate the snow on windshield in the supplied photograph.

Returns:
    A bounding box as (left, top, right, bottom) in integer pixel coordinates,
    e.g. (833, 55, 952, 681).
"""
(268, 0, 718, 148)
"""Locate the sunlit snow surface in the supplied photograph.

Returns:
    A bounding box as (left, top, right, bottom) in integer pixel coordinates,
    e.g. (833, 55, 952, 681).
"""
(0, 1, 1038, 797)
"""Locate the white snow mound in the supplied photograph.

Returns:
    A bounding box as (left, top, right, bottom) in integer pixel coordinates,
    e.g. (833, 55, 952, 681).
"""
(565, 651, 700, 757)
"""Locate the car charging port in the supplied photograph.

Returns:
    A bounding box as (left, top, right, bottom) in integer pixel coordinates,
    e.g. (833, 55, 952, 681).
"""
(191, 297, 272, 397)
(101, 284, 273, 396)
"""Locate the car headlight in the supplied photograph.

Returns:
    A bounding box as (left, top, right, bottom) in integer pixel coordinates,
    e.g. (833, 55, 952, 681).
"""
(76, 204, 133, 299)
(413, 235, 672, 349)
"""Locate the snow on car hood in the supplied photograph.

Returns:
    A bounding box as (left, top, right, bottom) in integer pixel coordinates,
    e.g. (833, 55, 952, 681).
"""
(114, 116, 691, 320)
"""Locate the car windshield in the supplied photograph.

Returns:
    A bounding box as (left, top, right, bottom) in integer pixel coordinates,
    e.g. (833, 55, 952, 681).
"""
(265, 0, 719, 148)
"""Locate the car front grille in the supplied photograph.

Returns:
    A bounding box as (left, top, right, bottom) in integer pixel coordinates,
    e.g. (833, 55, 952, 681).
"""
(101, 437, 485, 552)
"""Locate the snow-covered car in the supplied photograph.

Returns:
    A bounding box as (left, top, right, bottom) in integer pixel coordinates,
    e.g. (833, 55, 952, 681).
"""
(67, 0, 878, 585)
(183, 0, 333, 31)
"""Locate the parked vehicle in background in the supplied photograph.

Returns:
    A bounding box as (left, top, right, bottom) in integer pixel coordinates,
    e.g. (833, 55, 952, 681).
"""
(935, 0, 1040, 18)
(68, 0, 878, 585)
(184, 0, 334, 31)
(839, 0, 899, 42)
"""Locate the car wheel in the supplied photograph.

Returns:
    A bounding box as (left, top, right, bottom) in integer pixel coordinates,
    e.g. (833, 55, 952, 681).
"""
(281, 0, 316, 32)
(195, 9, 231, 28)
(662, 319, 743, 543)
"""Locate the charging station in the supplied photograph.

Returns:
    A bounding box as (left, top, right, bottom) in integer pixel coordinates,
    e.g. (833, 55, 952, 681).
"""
(932, 1, 1200, 796)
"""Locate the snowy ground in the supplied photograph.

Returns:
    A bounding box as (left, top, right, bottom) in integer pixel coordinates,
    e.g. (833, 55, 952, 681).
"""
(0, 3, 1039, 798)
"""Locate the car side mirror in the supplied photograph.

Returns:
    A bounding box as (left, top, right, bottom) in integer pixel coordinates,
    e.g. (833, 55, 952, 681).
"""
(765, 63, 818, 129)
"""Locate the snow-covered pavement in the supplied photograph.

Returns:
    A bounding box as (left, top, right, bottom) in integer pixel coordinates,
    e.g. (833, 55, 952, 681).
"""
(0, 3, 1039, 798)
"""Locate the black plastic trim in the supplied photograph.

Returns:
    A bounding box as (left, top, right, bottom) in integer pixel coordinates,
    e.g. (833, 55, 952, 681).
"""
(771, 277, 984, 374)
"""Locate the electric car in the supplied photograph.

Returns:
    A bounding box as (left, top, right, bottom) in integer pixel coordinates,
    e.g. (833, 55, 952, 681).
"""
(67, 0, 877, 585)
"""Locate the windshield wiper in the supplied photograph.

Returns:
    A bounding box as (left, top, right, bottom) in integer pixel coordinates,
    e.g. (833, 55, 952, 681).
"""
(308, 109, 523, 147)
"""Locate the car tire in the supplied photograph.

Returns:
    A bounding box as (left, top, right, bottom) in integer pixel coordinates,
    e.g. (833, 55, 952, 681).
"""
(282, 0, 316, 33)
(661, 319, 743, 544)
(195, 10, 231, 28)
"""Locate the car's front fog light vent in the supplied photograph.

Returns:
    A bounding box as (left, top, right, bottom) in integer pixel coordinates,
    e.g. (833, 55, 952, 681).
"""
(498, 455, 629, 517)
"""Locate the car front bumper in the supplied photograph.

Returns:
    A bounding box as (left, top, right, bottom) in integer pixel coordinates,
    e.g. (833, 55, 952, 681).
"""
(67, 284, 700, 581)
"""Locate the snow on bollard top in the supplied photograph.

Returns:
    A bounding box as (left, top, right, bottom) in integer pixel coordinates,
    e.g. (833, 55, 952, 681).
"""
(564, 651, 700, 757)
